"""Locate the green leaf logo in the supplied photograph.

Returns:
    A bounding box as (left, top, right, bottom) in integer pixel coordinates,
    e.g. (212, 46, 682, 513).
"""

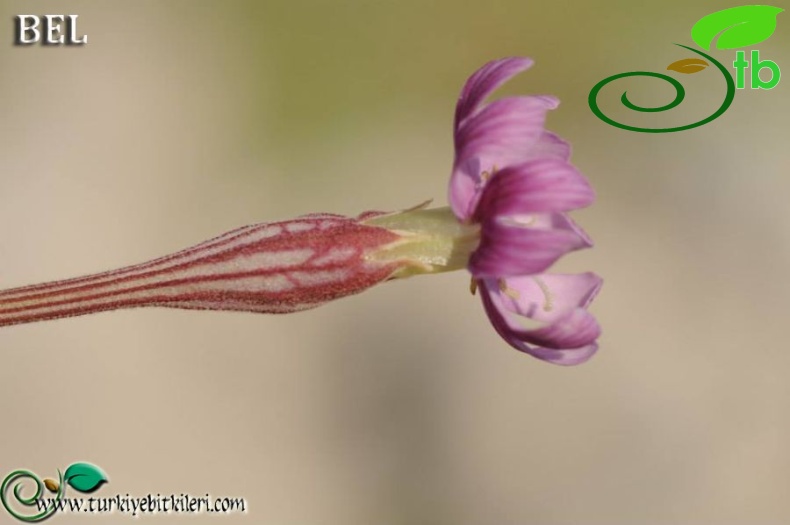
(63, 463, 108, 493)
(691, 5, 783, 50)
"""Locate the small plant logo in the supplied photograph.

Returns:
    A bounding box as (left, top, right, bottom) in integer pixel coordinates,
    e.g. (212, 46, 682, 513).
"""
(589, 5, 783, 132)
(1, 462, 107, 522)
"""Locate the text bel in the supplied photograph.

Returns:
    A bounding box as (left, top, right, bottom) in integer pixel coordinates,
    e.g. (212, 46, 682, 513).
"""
(14, 15, 87, 45)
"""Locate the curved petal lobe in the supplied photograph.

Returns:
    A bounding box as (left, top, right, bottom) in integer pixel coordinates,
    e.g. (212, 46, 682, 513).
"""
(469, 214, 592, 277)
(473, 160, 595, 220)
(524, 131, 571, 161)
(450, 96, 559, 221)
(455, 57, 534, 130)
(478, 274, 602, 365)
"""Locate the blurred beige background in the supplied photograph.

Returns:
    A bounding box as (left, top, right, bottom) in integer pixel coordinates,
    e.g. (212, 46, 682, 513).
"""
(1, 0, 789, 523)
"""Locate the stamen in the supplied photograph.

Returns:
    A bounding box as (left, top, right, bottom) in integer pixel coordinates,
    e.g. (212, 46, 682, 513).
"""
(498, 279, 520, 300)
(469, 278, 478, 295)
(532, 276, 554, 312)
(518, 215, 536, 227)
(479, 165, 498, 182)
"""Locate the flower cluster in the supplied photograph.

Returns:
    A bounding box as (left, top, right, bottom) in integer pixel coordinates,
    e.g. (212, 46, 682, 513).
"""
(449, 58, 602, 365)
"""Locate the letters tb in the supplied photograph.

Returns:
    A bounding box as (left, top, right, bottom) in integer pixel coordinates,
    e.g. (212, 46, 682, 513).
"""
(733, 50, 780, 90)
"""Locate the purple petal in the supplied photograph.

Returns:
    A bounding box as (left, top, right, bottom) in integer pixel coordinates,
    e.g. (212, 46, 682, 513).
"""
(519, 343, 599, 366)
(449, 156, 485, 222)
(473, 159, 595, 220)
(526, 131, 571, 161)
(541, 212, 593, 247)
(454, 57, 534, 131)
(478, 274, 602, 365)
(469, 213, 592, 277)
(493, 272, 603, 322)
(481, 292, 600, 365)
(450, 96, 559, 220)
(455, 96, 560, 160)
(523, 308, 601, 349)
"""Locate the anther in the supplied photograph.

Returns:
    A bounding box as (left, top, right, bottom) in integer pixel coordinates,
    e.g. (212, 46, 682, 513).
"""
(532, 277, 554, 312)
(479, 165, 498, 182)
(498, 279, 520, 300)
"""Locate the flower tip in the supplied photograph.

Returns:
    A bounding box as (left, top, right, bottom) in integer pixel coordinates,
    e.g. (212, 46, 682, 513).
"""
(456, 56, 537, 128)
(475, 56, 535, 79)
(494, 56, 535, 77)
(581, 272, 604, 308)
(535, 94, 560, 110)
(528, 342, 599, 366)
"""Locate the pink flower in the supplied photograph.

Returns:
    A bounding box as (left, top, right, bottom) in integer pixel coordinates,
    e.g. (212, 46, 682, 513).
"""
(450, 58, 602, 365)
(0, 57, 601, 368)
